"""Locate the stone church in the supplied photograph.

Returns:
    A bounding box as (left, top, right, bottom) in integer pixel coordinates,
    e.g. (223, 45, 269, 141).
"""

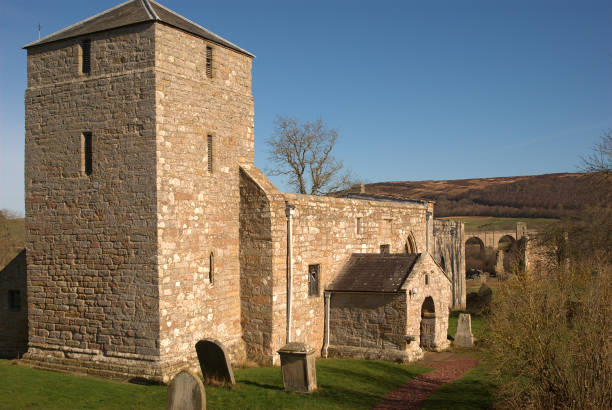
(5, 0, 462, 382)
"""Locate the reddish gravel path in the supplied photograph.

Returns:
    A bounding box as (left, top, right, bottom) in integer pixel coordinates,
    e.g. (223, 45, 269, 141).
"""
(373, 353, 480, 410)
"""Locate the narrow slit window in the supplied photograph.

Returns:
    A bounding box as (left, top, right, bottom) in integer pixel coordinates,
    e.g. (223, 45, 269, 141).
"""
(81, 39, 91, 74)
(8, 290, 21, 311)
(206, 45, 213, 78)
(209, 252, 214, 284)
(207, 134, 213, 173)
(82, 132, 93, 176)
(380, 244, 390, 254)
(356, 217, 362, 234)
(425, 274, 429, 286)
(308, 264, 320, 297)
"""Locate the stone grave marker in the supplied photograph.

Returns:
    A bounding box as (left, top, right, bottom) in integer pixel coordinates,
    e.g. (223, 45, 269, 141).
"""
(195, 339, 235, 385)
(277, 342, 317, 393)
(166, 371, 206, 410)
(454, 313, 474, 348)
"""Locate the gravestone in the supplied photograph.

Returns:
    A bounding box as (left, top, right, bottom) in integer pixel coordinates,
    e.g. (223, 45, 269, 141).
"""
(195, 339, 235, 385)
(277, 342, 317, 393)
(166, 371, 206, 410)
(454, 313, 474, 348)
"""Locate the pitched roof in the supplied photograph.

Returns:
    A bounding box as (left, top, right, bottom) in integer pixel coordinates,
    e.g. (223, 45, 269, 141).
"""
(327, 253, 420, 293)
(23, 0, 253, 57)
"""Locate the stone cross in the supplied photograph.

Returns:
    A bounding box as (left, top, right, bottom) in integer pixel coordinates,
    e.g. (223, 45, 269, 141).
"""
(195, 339, 236, 385)
(166, 371, 206, 410)
(454, 313, 474, 348)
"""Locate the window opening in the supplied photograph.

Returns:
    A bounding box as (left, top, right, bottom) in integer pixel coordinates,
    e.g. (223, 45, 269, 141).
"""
(81, 39, 91, 74)
(380, 244, 390, 254)
(308, 264, 320, 296)
(206, 45, 213, 78)
(209, 252, 214, 284)
(207, 135, 213, 173)
(8, 290, 21, 311)
(425, 274, 429, 285)
(82, 132, 93, 176)
(356, 217, 362, 234)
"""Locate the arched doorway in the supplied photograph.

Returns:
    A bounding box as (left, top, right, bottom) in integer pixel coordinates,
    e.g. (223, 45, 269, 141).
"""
(420, 296, 436, 350)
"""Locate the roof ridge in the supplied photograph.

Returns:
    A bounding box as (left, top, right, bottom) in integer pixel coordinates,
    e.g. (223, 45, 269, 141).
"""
(140, 0, 159, 20)
(148, 0, 253, 57)
(23, 0, 140, 49)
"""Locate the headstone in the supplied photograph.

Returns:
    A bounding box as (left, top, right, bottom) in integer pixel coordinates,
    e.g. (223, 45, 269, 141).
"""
(277, 342, 317, 393)
(167, 371, 206, 410)
(195, 339, 235, 385)
(454, 313, 474, 348)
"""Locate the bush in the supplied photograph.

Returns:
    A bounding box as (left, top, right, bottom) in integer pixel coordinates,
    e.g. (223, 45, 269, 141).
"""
(486, 255, 611, 409)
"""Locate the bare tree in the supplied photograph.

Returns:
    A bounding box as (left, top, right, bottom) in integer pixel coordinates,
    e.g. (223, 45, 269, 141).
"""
(266, 116, 355, 195)
(582, 131, 612, 176)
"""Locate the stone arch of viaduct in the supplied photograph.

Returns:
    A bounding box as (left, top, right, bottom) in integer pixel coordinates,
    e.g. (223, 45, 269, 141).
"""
(465, 222, 536, 249)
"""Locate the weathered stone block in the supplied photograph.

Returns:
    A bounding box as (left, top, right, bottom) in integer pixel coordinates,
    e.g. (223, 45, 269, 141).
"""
(278, 343, 317, 393)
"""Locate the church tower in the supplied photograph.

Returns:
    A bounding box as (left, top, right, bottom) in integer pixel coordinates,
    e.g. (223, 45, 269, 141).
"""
(24, 0, 254, 382)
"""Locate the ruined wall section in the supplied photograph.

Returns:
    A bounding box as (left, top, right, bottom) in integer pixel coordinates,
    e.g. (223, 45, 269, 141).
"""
(402, 253, 452, 351)
(268, 194, 431, 362)
(154, 23, 254, 379)
(433, 219, 466, 309)
(24, 24, 160, 379)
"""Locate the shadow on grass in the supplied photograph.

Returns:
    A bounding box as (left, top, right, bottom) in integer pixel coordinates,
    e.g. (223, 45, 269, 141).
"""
(240, 380, 284, 390)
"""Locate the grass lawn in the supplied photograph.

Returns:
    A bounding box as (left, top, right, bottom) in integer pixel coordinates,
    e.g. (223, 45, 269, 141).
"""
(0, 358, 430, 410)
(0, 360, 166, 409)
(421, 363, 495, 410)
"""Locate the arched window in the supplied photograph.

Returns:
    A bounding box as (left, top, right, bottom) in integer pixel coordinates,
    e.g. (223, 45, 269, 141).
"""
(405, 232, 418, 253)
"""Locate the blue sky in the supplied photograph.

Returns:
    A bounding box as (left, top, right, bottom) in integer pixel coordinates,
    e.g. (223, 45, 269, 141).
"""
(1, 0, 611, 214)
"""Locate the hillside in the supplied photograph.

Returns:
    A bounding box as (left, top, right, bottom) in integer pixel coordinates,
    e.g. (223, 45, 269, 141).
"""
(351, 173, 610, 218)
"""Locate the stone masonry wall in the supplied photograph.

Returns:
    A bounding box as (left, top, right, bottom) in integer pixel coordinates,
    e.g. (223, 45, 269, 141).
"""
(154, 23, 254, 380)
(433, 219, 466, 309)
(276, 194, 432, 358)
(0, 250, 28, 358)
(402, 253, 452, 351)
(24, 23, 160, 379)
(329, 292, 407, 351)
(239, 167, 434, 364)
(239, 167, 275, 364)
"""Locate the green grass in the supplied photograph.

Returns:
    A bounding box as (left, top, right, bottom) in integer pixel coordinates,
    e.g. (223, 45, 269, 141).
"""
(448, 311, 489, 341)
(0, 358, 430, 410)
(0, 360, 166, 409)
(421, 363, 495, 410)
(208, 359, 429, 409)
(443, 216, 556, 232)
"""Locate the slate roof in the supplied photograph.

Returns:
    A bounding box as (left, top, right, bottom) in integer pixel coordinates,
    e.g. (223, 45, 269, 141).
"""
(327, 253, 420, 293)
(23, 0, 253, 57)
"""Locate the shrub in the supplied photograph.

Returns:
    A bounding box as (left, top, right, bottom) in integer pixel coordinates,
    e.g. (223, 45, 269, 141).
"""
(486, 251, 611, 409)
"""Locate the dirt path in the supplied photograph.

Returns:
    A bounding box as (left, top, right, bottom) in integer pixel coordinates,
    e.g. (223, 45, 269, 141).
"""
(373, 352, 479, 410)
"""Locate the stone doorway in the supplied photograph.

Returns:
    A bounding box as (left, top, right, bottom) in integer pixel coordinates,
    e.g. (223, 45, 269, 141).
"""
(420, 296, 436, 350)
